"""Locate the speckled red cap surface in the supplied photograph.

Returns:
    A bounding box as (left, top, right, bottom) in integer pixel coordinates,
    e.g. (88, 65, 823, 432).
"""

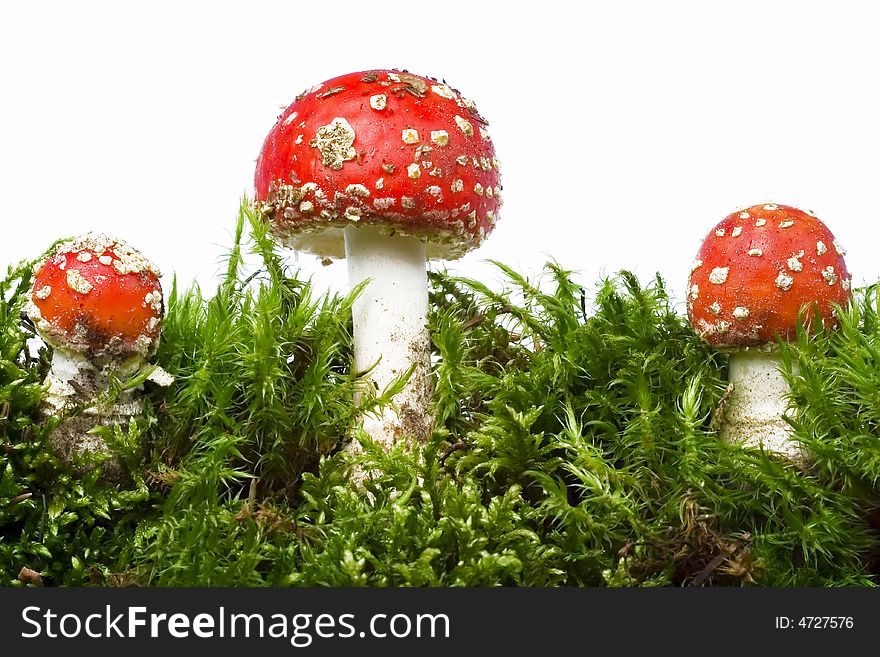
(26, 234, 163, 360)
(254, 69, 502, 260)
(687, 203, 851, 347)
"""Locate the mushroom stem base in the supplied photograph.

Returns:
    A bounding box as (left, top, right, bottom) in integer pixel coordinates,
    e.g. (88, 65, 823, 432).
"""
(345, 225, 433, 451)
(42, 347, 144, 481)
(722, 350, 804, 462)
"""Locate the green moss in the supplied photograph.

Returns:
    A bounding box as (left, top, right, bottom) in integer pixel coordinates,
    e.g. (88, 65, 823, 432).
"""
(1, 202, 877, 587)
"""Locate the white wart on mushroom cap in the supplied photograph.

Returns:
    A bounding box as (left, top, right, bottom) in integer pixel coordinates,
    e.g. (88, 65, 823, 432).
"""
(254, 69, 502, 260)
(687, 203, 851, 348)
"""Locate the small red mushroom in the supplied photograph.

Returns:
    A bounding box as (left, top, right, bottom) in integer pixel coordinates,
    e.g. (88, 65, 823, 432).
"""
(687, 203, 851, 460)
(254, 69, 501, 450)
(25, 234, 171, 477)
(29, 234, 163, 362)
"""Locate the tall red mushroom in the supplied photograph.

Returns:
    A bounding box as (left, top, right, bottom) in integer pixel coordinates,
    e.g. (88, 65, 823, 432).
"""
(255, 69, 501, 449)
(25, 233, 171, 474)
(687, 203, 851, 460)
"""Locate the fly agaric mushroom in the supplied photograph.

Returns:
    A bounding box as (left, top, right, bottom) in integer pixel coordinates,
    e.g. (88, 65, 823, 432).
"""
(255, 69, 501, 449)
(24, 233, 171, 474)
(687, 203, 851, 460)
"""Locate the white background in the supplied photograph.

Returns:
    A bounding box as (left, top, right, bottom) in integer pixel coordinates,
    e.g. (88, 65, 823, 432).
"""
(2, 1, 879, 311)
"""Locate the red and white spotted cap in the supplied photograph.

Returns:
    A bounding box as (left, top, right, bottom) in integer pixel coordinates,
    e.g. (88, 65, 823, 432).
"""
(254, 69, 502, 260)
(26, 234, 163, 360)
(687, 203, 851, 347)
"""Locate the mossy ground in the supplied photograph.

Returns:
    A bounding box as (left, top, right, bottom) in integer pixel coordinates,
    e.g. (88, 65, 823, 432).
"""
(1, 203, 878, 587)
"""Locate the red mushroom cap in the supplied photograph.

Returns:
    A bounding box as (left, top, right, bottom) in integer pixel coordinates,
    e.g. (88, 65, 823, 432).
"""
(254, 69, 501, 260)
(27, 234, 163, 360)
(687, 203, 851, 348)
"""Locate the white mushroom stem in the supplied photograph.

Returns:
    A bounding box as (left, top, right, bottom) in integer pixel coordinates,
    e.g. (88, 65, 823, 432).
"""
(721, 349, 805, 462)
(43, 347, 98, 414)
(40, 345, 172, 477)
(344, 225, 433, 450)
(43, 346, 143, 417)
